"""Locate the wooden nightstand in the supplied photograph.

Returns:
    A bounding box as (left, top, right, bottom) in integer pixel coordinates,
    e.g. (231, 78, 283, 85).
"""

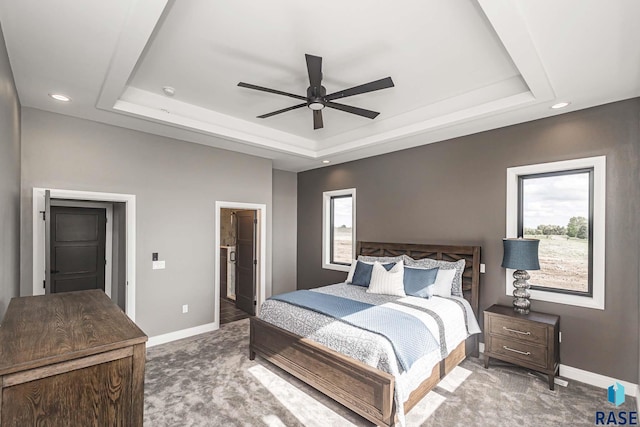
(483, 304, 560, 390)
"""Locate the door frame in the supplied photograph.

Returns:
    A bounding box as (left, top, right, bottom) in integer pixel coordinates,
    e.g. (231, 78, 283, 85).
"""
(33, 188, 137, 321)
(214, 201, 266, 328)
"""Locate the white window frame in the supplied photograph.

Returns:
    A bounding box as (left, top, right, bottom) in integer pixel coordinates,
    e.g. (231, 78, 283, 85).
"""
(506, 156, 606, 310)
(322, 188, 356, 272)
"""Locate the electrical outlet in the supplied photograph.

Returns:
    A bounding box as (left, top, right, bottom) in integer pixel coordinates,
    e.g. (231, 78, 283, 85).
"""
(182, 304, 188, 314)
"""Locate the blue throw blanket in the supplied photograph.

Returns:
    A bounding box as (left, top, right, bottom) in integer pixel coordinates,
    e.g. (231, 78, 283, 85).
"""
(270, 290, 438, 372)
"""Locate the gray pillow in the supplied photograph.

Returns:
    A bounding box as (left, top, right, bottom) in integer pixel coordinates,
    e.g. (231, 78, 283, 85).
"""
(357, 255, 405, 263)
(404, 257, 466, 297)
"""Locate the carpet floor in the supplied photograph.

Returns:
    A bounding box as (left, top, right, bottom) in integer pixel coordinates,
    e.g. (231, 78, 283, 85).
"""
(144, 319, 636, 426)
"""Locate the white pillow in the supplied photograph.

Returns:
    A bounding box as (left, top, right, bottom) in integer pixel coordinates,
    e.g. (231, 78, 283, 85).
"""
(345, 259, 357, 283)
(367, 261, 406, 297)
(431, 268, 456, 297)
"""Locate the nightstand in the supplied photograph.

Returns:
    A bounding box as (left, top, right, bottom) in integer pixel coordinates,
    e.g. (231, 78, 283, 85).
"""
(483, 304, 560, 390)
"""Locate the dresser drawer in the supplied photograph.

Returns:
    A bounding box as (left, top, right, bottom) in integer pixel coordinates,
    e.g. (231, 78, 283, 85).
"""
(487, 336, 548, 369)
(488, 315, 548, 346)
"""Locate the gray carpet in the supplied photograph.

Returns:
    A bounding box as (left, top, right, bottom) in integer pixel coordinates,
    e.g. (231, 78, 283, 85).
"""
(145, 319, 636, 426)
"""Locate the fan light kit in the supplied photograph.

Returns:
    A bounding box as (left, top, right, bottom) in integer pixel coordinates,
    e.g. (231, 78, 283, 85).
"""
(238, 54, 394, 130)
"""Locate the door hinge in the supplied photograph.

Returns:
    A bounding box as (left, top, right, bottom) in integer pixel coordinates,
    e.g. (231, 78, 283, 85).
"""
(253, 219, 257, 224)
(43, 280, 46, 289)
(253, 301, 257, 306)
(40, 210, 46, 221)
(253, 259, 257, 265)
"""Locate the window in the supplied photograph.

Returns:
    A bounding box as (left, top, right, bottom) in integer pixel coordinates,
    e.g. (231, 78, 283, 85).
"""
(506, 157, 605, 309)
(323, 188, 356, 271)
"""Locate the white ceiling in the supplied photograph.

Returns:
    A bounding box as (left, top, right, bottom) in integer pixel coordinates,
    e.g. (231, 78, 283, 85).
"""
(1, 0, 639, 171)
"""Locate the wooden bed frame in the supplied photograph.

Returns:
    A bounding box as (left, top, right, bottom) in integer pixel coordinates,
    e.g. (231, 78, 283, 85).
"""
(250, 242, 481, 426)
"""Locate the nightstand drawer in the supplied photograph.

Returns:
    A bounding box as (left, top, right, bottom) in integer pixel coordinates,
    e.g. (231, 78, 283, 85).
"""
(488, 315, 548, 346)
(487, 336, 547, 369)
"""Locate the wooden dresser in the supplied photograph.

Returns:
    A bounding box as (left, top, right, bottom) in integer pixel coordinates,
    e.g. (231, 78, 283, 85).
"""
(0, 290, 147, 426)
(483, 304, 559, 389)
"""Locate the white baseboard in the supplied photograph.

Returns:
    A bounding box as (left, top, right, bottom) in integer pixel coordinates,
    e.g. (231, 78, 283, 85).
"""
(147, 322, 218, 348)
(478, 343, 638, 396)
(560, 365, 638, 397)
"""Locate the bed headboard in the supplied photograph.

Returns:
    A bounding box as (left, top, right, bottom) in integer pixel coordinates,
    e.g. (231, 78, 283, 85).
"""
(356, 241, 481, 317)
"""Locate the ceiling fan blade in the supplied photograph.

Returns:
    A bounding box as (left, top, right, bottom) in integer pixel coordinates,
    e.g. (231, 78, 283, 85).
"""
(313, 110, 324, 130)
(305, 54, 323, 90)
(238, 82, 307, 101)
(325, 77, 394, 101)
(257, 103, 306, 118)
(325, 101, 379, 119)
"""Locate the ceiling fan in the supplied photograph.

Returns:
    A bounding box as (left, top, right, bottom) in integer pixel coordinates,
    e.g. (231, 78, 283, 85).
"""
(238, 54, 394, 130)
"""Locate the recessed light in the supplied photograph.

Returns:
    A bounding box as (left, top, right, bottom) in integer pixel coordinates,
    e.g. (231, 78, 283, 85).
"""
(322, 160, 330, 164)
(162, 86, 175, 97)
(551, 102, 570, 109)
(49, 93, 71, 102)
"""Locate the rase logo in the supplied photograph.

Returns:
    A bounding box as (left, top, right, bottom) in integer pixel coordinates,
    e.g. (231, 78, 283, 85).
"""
(595, 382, 637, 425)
(608, 382, 625, 407)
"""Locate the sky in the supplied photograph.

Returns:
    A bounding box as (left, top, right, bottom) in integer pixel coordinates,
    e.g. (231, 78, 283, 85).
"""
(333, 197, 353, 228)
(522, 172, 589, 228)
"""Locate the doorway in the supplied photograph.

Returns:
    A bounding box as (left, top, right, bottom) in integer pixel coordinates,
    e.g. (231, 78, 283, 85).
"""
(33, 188, 137, 320)
(215, 201, 266, 328)
(219, 208, 256, 324)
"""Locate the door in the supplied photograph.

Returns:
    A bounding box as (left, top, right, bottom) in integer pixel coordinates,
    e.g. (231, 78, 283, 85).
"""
(48, 206, 107, 293)
(235, 210, 256, 315)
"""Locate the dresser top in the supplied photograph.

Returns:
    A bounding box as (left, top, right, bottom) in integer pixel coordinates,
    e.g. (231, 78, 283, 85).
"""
(485, 304, 559, 325)
(0, 290, 147, 376)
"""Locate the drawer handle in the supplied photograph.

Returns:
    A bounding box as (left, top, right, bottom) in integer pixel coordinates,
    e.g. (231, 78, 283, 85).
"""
(503, 345, 531, 356)
(503, 326, 531, 335)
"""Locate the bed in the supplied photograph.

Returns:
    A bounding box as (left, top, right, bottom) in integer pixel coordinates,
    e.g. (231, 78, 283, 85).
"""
(250, 242, 481, 426)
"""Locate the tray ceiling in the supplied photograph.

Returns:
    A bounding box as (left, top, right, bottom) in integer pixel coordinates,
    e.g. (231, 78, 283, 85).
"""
(1, 0, 639, 171)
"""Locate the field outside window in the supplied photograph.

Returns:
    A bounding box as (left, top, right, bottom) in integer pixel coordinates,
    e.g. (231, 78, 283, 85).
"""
(519, 170, 592, 296)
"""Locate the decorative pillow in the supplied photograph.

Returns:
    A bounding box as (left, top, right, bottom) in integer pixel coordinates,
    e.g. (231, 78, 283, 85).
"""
(403, 267, 439, 298)
(345, 259, 358, 283)
(430, 268, 456, 297)
(367, 261, 406, 296)
(351, 260, 396, 287)
(357, 255, 405, 264)
(404, 257, 466, 297)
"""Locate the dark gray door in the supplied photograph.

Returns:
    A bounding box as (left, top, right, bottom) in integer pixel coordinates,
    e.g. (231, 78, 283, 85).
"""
(235, 210, 256, 315)
(49, 206, 107, 293)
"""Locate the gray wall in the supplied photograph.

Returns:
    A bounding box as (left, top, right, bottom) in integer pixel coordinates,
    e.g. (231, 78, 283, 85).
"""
(0, 23, 20, 319)
(297, 99, 640, 382)
(21, 108, 274, 337)
(272, 169, 297, 295)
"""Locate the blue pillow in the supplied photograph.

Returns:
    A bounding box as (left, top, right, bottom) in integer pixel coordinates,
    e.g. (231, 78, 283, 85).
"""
(351, 261, 396, 287)
(404, 267, 439, 298)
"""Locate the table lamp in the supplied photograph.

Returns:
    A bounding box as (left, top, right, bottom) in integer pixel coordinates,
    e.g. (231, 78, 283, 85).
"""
(502, 238, 540, 314)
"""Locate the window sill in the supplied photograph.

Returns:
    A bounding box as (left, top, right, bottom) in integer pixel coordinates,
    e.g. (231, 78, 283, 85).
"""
(505, 271, 604, 310)
(322, 263, 351, 273)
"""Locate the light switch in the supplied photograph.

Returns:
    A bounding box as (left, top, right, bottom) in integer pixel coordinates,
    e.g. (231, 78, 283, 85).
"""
(480, 263, 486, 273)
(152, 260, 166, 270)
